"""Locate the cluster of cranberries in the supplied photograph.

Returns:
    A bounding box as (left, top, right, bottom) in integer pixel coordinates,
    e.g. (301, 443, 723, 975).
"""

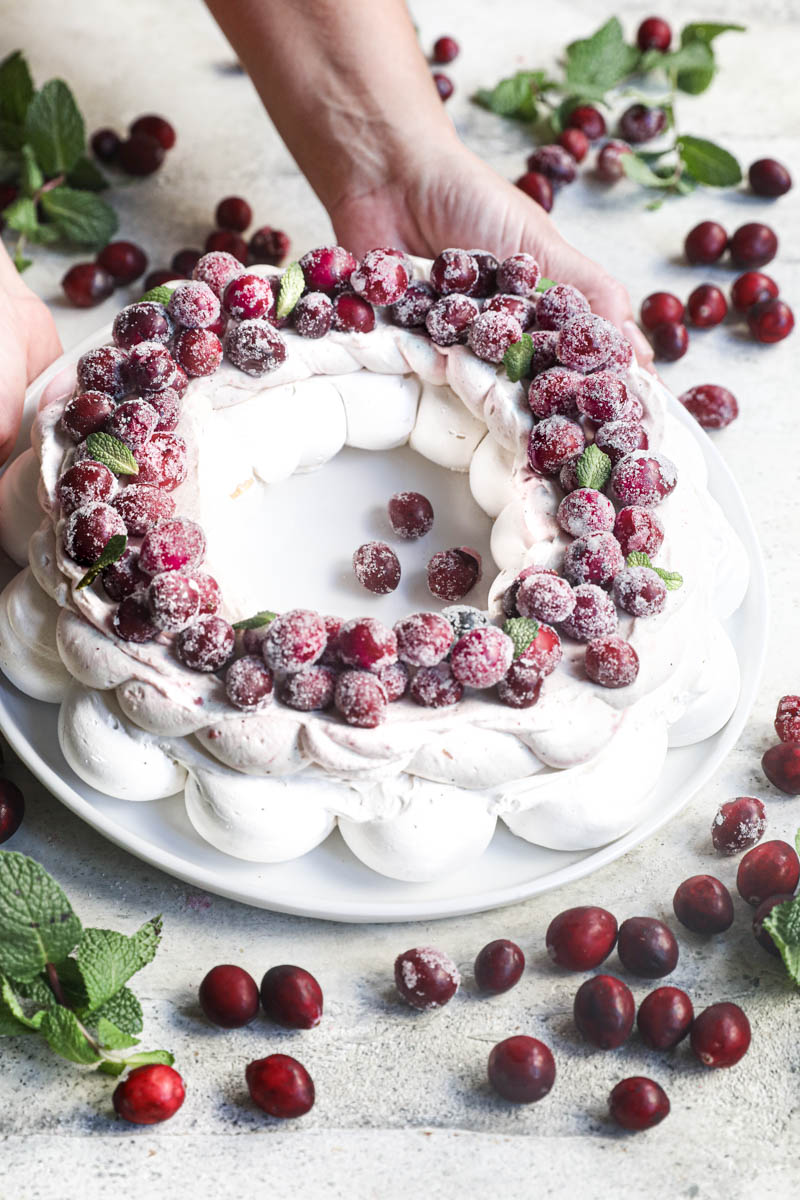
(762, 695, 800, 796)
(91, 113, 176, 178)
(430, 33, 459, 102)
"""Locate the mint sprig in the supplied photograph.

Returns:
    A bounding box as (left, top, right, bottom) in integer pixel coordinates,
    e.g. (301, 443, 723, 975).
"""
(276, 261, 304, 320)
(76, 533, 126, 590)
(575, 444, 612, 491)
(0, 851, 172, 1074)
(625, 551, 683, 590)
(503, 334, 533, 383)
(763, 878, 800, 987)
(503, 616, 540, 659)
(232, 610, 278, 631)
(85, 432, 139, 476)
(139, 284, 176, 305)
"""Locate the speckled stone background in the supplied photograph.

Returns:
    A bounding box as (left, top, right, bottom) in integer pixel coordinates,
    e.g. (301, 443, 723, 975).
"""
(1, 1, 799, 1196)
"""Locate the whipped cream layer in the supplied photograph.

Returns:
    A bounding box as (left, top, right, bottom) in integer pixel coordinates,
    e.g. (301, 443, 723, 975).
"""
(0, 262, 750, 881)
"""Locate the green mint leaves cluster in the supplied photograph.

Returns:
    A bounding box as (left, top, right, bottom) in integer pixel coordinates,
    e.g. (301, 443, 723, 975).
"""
(0, 851, 172, 1075)
(626, 550, 683, 590)
(474, 18, 745, 202)
(576, 444, 612, 491)
(503, 616, 540, 659)
(502, 277, 556, 382)
(76, 533, 127, 590)
(232, 610, 278, 631)
(764, 836, 800, 986)
(0, 50, 117, 271)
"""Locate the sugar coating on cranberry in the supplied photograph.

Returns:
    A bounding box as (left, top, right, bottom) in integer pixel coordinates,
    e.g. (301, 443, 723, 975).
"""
(139, 518, 205, 575)
(112, 484, 174, 535)
(174, 328, 223, 377)
(332, 291, 376, 333)
(711, 795, 767, 855)
(557, 313, 617, 372)
(299, 245, 357, 294)
(167, 280, 220, 330)
(612, 566, 667, 618)
(176, 615, 235, 672)
(450, 626, 513, 689)
(192, 250, 243, 298)
(603, 330, 635, 376)
(467, 309, 523, 364)
(146, 571, 199, 632)
(224, 319, 287, 375)
(465, 250, 499, 298)
(536, 283, 591, 331)
(484, 293, 536, 331)
(425, 294, 479, 346)
(409, 661, 464, 707)
(496, 663, 542, 709)
(63, 501, 126, 566)
(376, 660, 409, 702)
(528, 414, 585, 474)
(613, 506, 664, 558)
(528, 367, 583, 419)
(611, 450, 677, 507)
(496, 253, 541, 298)
(516, 574, 575, 625)
(578, 373, 631, 423)
(263, 609, 326, 673)
(136, 432, 188, 491)
(224, 655, 274, 710)
(563, 531, 624, 588)
(113, 301, 173, 350)
(102, 549, 149, 602)
(127, 341, 178, 393)
(502, 565, 552, 618)
(140, 386, 180, 431)
(293, 292, 333, 339)
(390, 280, 436, 328)
(105, 399, 159, 454)
(76, 346, 129, 399)
(427, 547, 481, 601)
(387, 491, 434, 539)
(277, 664, 335, 711)
(775, 695, 800, 743)
(337, 617, 398, 672)
(430, 249, 479, 296)
(186, 572, 219, 616)
(394, 612, 453, 667)
(560, 584, 617, 642)
(350, 248, 409, 306)
(394, 946, 460, 1011)
(585, 634, 639, 688)
(557, 489, 615, 539)
(352, 541, 401, 594)
(334, 669, 388, 727)
(61, 391, 115, 442)
(113, 593, 159, 643)
(517, 623, 563, 678)
(56, 461, 117, 515)
(527, 331, 560, 377)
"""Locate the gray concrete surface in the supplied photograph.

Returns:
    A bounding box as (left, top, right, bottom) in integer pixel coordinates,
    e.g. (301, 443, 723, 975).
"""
(1, 0, 799, 1196)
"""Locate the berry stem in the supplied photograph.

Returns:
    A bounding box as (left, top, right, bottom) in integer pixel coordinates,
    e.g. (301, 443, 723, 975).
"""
(45, 962, 67, 1006)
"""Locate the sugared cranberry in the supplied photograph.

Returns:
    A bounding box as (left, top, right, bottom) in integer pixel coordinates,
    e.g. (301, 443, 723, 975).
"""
(558, 127, 589, 163)
(474, 939, 525, 995)
(577, 373, 631, 422)
(337, 617, 397, 672)
(376, 660, 409, 703)
(496, 663, 542, 709)
(637, 16, 672, 50)
(650, 321, 688, 361)
(596, 140, 631, 181)
(332, 291, 376, 334)
(352, 541, 401, 594)
(113, 301, 172, 349)
(226, 655, 274, 711)
(484, 293, 537, 330)
(515, 171, 554, 213)
(425, 294, 479, 345)
(113, 594, 159, 643)
(526, 145, 577, 187)
(611, 566, 667, 618)
(351, 249, 409, 306)
(171, 248, 202, 278)
(224, 318, 287, 374)
(102, 549, 149, 602)
(205, 229, 249, 263)
(488, 1037, 555, 1104)
(517, 573, 576, 624)
(388, 491, 434, 539)
(192, 250, 243, 298)
(680, 384, 738, 430)
(427, 547, 481, 601)
(685, 221, 728, 265)
(502, 566, 550, 618)
(61, 391, 114, 442)
(390, 280, 436, 328)
(573, 974, 634, 1049)
(279, 664, 337, 711)
(176, 615, 235, 672)
(690, 1002, 750, 1068)
(529, 330, 561, 377)
(748, 158, 792, 198)
(640, 292, 684, 331)
(546, 906, 618, 970)
(596, 419, 648, 465)
(468, 310, 523, 364)
(148, 571, 200, 632)
(96, 241, 147, 287)
(558, 313, 618, 372)
(90, 127, 120, 162)
(433, 72, 454, 101)
(432, 34, 459, 63)
(221, 272, 274, 321)
(168, 280, 220, 330)
(394, 946, 460, 1011)
(0, 780, 25, 844)
(191, 572, 221, 615)
(136, 432, 188, 491)
(617, 917, 678, 978)
(248, 226, 289, 267)
(214, 195, 252, 233)
(560, 584, 617, 641)
(113, 1064, 185, 1125)
(260, 965, 323, 1029)
(293, 292, 333, 338)
(394, 613, 452, 667)
(673, 875, 734, 935)
(730, 222, 778, 269)
(299, 245, 356, 294)
(410, 662, 464, 708)
(563, 532, 624, 588)
(466, 250, 499, 298)
(127, 341, 178, 393)
(609, 1077, 670, 1131)
(528, 367, 583, 418)
(62, 262, 114, 309)
(712, 796, 767, 855)
(140, 517, 205, 574)
(611, 450, 677, 507)
(753, 893, 792, 956)
(246, 1055, 314, 1119)
(731, 271, 779, 312)
(199, 963, 260, 1027)
(117, 133, 165, 176)
(536, 284, 590, 332)
(747, 298, 794, 343)
(496, 253, 541, 298)
(430, 249, 479, 296)
(637, 986, 693, 1050)
(528, 414, 585, 475)
(64, 502, 126, 566)
(568, 105, 606, 140)
(737, 839, 800, 905)
(263, 609, 326, 673)
(174, 328, 223, 376)
(450, 626, 513, 689)
(613, 506, 664, 558)
(105, 398, 159, 454)
(619, 105, 666, 143)
(112, 484, 174, 535)
(687, 284, 727, 328)
(776, 696, 800, 743)
(515, 622, 563, 678)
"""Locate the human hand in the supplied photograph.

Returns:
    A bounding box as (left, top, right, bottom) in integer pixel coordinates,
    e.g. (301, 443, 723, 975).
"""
(0, 242, 62, 463)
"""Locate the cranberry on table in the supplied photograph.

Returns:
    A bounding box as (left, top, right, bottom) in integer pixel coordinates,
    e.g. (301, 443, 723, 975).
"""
(711, 795, 767, 855)
(558, 127, 589, 163)
(776, 696, 800, 743)
(91, 127, 120, 162)
(214, 195, 252, 232)
(427, 547, 481, 602)
(637, 16, 672, 51)
(690, 1002, 751, 1068)
(117, 133, 165, 176)
(515, 171, 554, 212)
(617, 917, 678, 978)
(388, 491, 434, 539)
(753, 893, 793, 955)
(673, 875, 734, 935)
(684, 220, 728, 265)
(260, 965, 323, 1029)
(432, 34, 459, 63)
(226, 655, 274, 711)
(205, 229, 249, 263)
(474, 939, 525, 995)
(640, 292, 684, 331)
(748, 158, 792, 198)
(390, 280, 436, 328)
(249, 226, 290, 266)
(585, 636, 639, 689)
(568, 105, 606, 140)
(62, 262, 114, 308)
(650, 321, 688, 361)
(680, 384, 739, 430)
(395, 946, 460, 1011)
(335, 670, 388, 727)
(546, 905, 618, 971)
(573, 974, 635, 1050)
(619, 104, 667, 144)
(246, 1054, 315, 1119)
(730, 271, 779, 312)
(352, 541, 401, 594)
(748, 298, 794, 344)
(96, 241, 148, 286)
(526, 145, 577, 187)
(130, 113, 176, 150)
(738, 840, 800, 905)
(609, 1077, 670, 1132)
(113, 1064, 185, 1125)
(637, 986, 694, 1051)
(687, 284, 727, 328)
(729, 222, 778, 268)
(613, 506, 664, 558)
(199, 963, 260, 1028)
(0, 780, 24, 844)
(488, 1036, 555, 1104)
(596, 140, 631, 182)
(433, 72, 454, 101)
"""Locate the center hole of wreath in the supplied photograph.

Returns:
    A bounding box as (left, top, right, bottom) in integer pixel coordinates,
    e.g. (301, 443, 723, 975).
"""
(203, 443, 496, 622)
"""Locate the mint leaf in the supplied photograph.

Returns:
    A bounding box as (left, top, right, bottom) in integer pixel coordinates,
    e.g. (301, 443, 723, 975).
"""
(0, 973, 41, 1035)
(75, 916, 162, 1013)
(503, 333, 533, 383)
(24, 79, 85, 175)
(96, 1016, 139, 1051)
(680, 22, 746, 47)
(622, 154, 676, 188)
(653, 567, 683, 590)
(39, 1006, 100, 1065)
(3, 195, 38, 237)
(85, 432, 139, 476)
(763, 895, 800, 985)
(40, 185, 117, 247)
(66, 155, 109, 191)
(139, 284, 175, 305)
(565, 18, 639, 93)
(626, 551, 652, 568)
(233, 610, 277, 631)
(276, 261, 304, 320)
(474, 70, 548, 119)
(19, 143, 43, 195)
(576, 444, 612, 491)
(92, 986, 143, 1036)
(0, 852, 83, 982)
(536, 277, 558, 292)
(0, 52, 34, 127)
(503, 616, 539, 659)
(76, 533, 127, 590)
(677, 136, 742, 187)
(98, 1047, 174, 1077)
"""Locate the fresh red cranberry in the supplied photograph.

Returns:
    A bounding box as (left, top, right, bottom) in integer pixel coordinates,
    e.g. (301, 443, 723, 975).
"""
(450, 626, 513, 689)
(613, 506, 664, 558)
(515, 171, 554, 212)
(568, 105, 606, 140)
(617, 916, 678, 978)
(776, 696, 800, 742)
(738, 839, 800, 905)
(690, 1002, 750, 1068)
(432, 34, 459, 63)
(118, 133, 165, 176)
(260, 965, 323, 1029)
(619, 104, 666, 144)
(673, 875, 734, 934)
(517, 574, 576, 624)
(90, 127, 120, 162)
(63, 502, 126, 566)
(113, 1064, 185, 1125)
(352, 541, 401, 594)
(113, 301, 173, 349)
(611, 450, 677, 507)
(130, 113, 175, 149)
(299, 245, 356, 293)
(574, 975, 635, 1049)
(409, 662, 463, 708)
(214, 195, 252, 232)
(112, 484, 174, 534)
(171, 248, 202, 277)
(433, 72, 454, 101)
(224, 319, 287, 374)
(474, 939, 525, 995)
(430, 249, 479, 296)
(96, 241, 148, 287)
(563, 532, 624, 588)
(753, 893, 793, 955)
(578, 372, 631, 422)
(560, 584, 617, 642)
(102, 549, 149, 602)
(62, 262, 114, 308)
(611, 566, 667, 618)
(221, 272, 274, 321)
(468, 310, 523, 364)
(143, 269, 175, 290)
(748, 298, 794, 343)
(226, 655, 274, 711)
(394, 613, 452, 667)
(246, 1055, 314, 1118)
(558, 127, 589, 163)
(61, 391, 114, 442)
(427, 547, 481, 601)
(199, 964, 259, 1027)
(528, 367, 583, 418)
(148, 572, 200, 632)
(712, 796, 767, 855)
(279, 664, 337, 711)
(350, 249, 409, 306)
(729, 222, 778, 268)
(640, 291, 684, 330)
(113, 594, 158, 643)
(731, 271, 779, 312)
(176, 615, 235, 672)
(684, 220, 728, 265)
(488, 1036, 555, 1104)
(248, 226, 289, 267)
(596, 140, 631, 181)
(332, 290, 376, 333)
(748, 158, 792, 198)
(680, 384, 738, 430)
(496, 253, 541, 298)
(650, 321, 688, 361)
(388, 491, 434, 539)
(537, 284, 590, 332)
(546, 906, 618, 970)
(337, 617, 397, 672)
(395, 946, 460, 1011)
(637, 986, 693, 1050)
(687, 284, 727, 329)
(136, 432, 188, 491)
(637, 16, 672, 50)
(140, 517, 205, 574)
(609, 1077, 670, 1131)
(205, 229, 249, 263)
(0, 780, 25, 844)
(293, 292, 333, 338)
(526, 145, 577, 187)
(528, 415, 585, 475)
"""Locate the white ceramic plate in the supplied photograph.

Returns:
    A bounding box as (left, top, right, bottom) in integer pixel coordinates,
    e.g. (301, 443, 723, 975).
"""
(0, 358, 768, 923)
